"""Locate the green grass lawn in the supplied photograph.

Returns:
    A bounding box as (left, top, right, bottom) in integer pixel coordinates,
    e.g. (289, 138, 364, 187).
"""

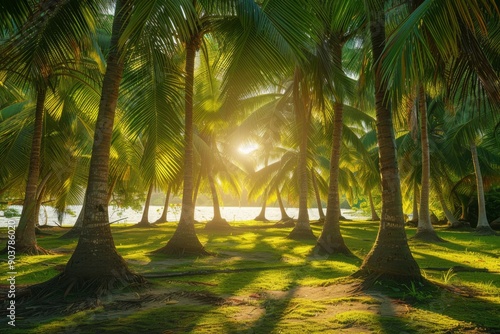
(1, 220, 499, 333)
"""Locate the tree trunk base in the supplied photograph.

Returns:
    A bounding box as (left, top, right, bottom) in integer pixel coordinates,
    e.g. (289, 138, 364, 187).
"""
(1, 243, 51, 255)
(313, 236, 353, 256)
(351, 269, 426, 290)
(26, 267, 145, 301)
(474, 226, 497, 236)
(352, 267, 424, 290)
(205, 218, 232, 231)
(447, 221, 471, 230)
(152, 223, 210, 256)
(287, 226, 316, 240)
(367, 217, 380, 222)
(152, 218, 167, 225)
(411, 230, 445, 243)
(133, 221, 157, 228)
(254, 214, 269, 222)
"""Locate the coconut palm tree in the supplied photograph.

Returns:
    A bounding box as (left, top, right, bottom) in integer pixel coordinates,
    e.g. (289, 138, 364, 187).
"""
(353, 0, 422, 283)
(0, 0, 105, 254)
(446, 106, 499, 235)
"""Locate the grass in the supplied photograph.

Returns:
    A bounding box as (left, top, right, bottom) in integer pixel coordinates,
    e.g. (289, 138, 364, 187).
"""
(1, 220, 499, 333)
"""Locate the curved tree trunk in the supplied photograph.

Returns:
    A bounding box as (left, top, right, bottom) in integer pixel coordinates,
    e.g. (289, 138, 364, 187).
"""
(193, 169, 202, 207)
(413, 87, 442, 242)
(311, 169, 325, 221)
(255, 155, 270, 221)
(315, 101, 351, 255)
(354, 0, 421, 284)
(154, 186, 171, 224)
(276, 187, 293, 222)
(205, 172, 231, 230)
(60, 197, 85, 239)
(254, 189, 269, 221)
(135, 183, 154, 227)
(408, 181, 419, 225)
(288, 68, 315, 240)
(470, 143, 495, 235)
(12, 85, 50, 255)
(437, 189, 460, 227)
(34, 184, 47, 230)
(154, 33, 207, 255)
(33, 0, 145, 297)
(368, 191, 380, 221)
(61, 177, 117, 239)
(459, 201, 468, 221)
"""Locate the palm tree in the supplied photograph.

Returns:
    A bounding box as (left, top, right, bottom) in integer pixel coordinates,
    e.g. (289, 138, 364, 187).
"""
(314, 0, 364, 255)
(152, 1, 210, 254)
(29, 0, 148, 295)
(412, 89, 443, 242)
(446, 107, 498, 235)
(353, 0, 421, 283)
(0, 0, 103, 254)
(287, 68, 316, 240)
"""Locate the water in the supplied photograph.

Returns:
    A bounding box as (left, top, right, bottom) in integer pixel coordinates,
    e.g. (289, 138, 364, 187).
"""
(0, 205, 367, 227)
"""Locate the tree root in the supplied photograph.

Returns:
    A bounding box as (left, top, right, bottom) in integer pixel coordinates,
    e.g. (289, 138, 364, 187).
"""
(0, 244, 52, 255)
(351, 269, 425, 291)
(312, 238, 354, 256)
(205, 218, 232, 231)
(474, 226, 497, 236)
(9, 271, 146, 317)
(287, 227, 316, 241)
(151, 244, 212, 257)
(411, 230, 446, 243)
(254, 214, 269, 222)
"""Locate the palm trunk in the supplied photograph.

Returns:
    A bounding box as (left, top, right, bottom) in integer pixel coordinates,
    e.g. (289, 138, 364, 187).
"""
(311, 169, 325, 221)
(459, 201, 468, 221)
(193, 169, 202, 206)
(34, 184, 47, 228)
(209, 173, 222, 220)
(437, 189, 460, 227)
(13, 85, 49, 255)
(255, 155, 270, 221)
(368, 191, 380, 221)
(205, 172, 231, 230)
(316, 101, 351, 254)
(471, 143, 494, 235)
(136, 183, 154, 227)
(57, 0, 143, 291)
(60, 197, 85, 239)
(34, 173, 51, 230)
(154, 186, 171, 224)
(354, 0, 421, 283)
(276, 187, 292, 222)
(154, 32, 207, 255)
(288, 68, 315, 240)
(409, 182, 419, 224)
(61, 177, 116, 239)
(413, 87, 441, 242)
(254, 190, 269, 221)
